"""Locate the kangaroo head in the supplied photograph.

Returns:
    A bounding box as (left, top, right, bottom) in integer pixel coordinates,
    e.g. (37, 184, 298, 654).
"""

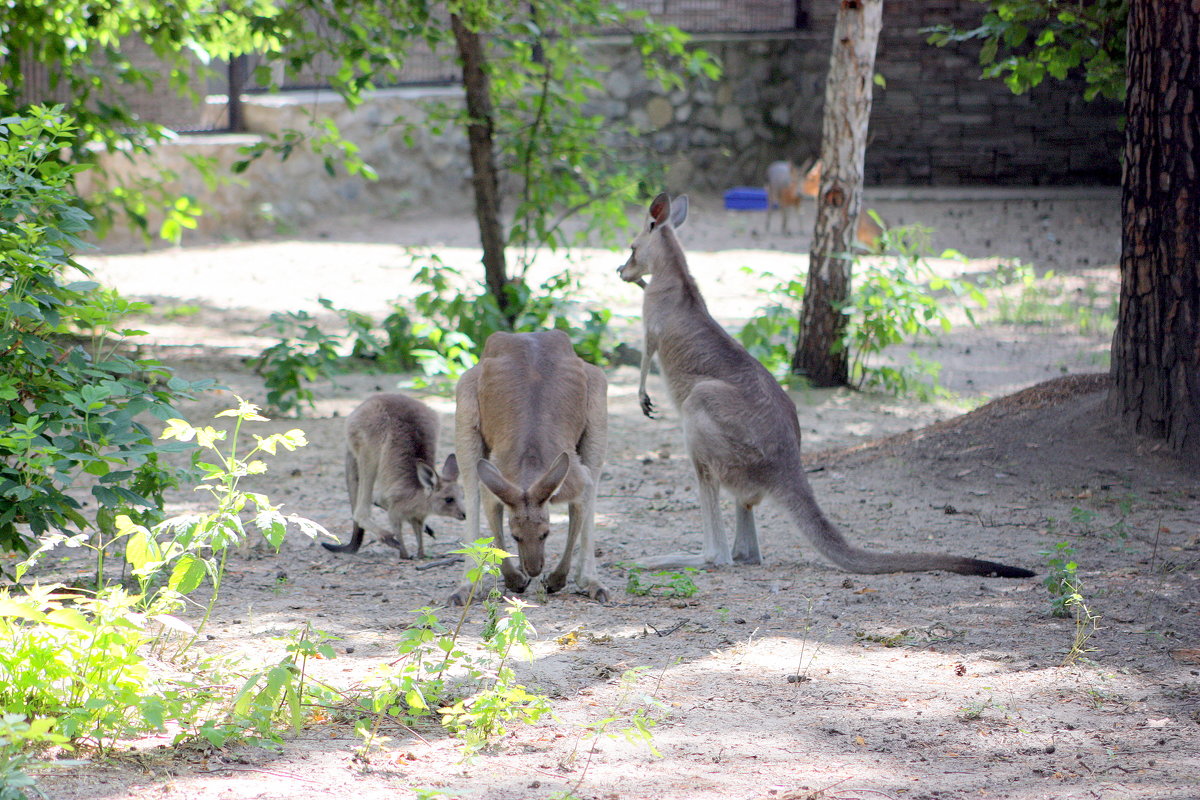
(416, 453, 466, 521)
(476, 452, 571, 578)
(618, 192, 689, 285)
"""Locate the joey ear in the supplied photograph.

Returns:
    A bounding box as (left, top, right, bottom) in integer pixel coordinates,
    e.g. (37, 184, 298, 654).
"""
(477, 458, 521, 506)
(529, 451, 571, 506)
(415, 460, 438, 490)
(441, 453, 459, 482)
(648, 192, 671, 229)
(670, 194, 689, 229)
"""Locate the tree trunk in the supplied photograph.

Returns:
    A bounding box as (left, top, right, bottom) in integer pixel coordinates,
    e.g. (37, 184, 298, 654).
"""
(791, 0, 883, 386)
(1107, 0, 1200, 455)
(451, 12, 511, 319)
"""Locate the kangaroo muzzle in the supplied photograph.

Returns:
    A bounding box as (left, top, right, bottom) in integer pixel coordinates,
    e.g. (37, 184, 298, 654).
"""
(617, 259, 647, 288)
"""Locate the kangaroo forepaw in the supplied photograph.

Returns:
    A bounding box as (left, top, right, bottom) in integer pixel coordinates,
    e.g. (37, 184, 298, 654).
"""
(640, 393, 657, 419)
(504, 572, 532, 594)
(423, 524, 436, 539)
(544, 571, 567, 595)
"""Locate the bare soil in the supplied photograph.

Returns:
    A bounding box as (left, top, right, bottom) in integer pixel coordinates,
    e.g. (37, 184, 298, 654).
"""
(33, 190, 1200, 800)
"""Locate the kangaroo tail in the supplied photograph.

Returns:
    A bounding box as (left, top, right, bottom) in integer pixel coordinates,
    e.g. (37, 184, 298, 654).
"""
(322, 523, 364, 554)
(777, 475, 1034, 579)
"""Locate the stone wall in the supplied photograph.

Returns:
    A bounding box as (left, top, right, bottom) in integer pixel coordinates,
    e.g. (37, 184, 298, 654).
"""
(86, 9, 1124, 243)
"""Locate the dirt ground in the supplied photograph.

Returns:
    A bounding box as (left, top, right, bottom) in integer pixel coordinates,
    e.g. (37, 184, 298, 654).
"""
(31, 189, 1200, 800)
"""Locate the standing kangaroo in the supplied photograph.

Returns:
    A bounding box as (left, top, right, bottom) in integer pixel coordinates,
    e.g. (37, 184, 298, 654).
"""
(323, 393, 465, 559)
(766, 158, 884, 251)
(618, 192, 1034, 579)
(445, 330, 609, 605)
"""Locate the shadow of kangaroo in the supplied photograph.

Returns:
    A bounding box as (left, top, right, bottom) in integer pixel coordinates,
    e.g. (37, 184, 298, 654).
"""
(618, 192, 1034, 579)
(323, 393, 464, 559)
(445, 330, 609, 606)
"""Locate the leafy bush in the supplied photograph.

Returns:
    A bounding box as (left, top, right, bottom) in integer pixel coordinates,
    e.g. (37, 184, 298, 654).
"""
(739, 218, 987, 399)
(0, 105, 205, 556)
(253, 250, 616, 412)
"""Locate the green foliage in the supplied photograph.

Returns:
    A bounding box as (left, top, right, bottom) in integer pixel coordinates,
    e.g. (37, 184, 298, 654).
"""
(356, 539, 552, 761)
(0, 105, 205, 556)
(0, 714, 73, 800)
(253, 251, 617, 411)
(0, 403, 335, 795)
(839, 219, 985, 397)
(737, 268, 805, 377)
(739, 218, 986, 399)
(925, 0, 1127, 102)
(624, 566, 700, 599)
(1041, 541, 1082, 618)
(0, 2, 268, 239)
(251, 309, 347, 416)
(476, 0, 721, 271)
(1040, 542, 1099, 664)
(558, 666, 666, 795)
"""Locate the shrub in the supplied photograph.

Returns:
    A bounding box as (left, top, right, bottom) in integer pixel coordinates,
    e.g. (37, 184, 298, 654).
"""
(0, 105, 206, 556)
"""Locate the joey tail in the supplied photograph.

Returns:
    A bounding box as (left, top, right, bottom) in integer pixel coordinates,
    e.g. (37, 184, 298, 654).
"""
(322, 523, 365, 554)
(778, 475, 1035, 579)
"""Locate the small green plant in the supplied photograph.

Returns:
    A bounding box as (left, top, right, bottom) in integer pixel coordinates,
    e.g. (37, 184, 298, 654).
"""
(355, 539, 552, 763)
(1040, 542, 1100, 664)
(957, 692, 1002, 721)
(624, 565, 700, 598)
(0, 713, 74, 800)
(251, 309, 345, 416)
(1042, 541, 1081, 618)
(559, 666, 667, 796)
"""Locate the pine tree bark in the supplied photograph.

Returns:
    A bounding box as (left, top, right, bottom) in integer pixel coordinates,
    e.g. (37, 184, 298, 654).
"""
(792, 0, 883, 386)
(451, 12, 511, 319)
(1107, 0, 1200, 455)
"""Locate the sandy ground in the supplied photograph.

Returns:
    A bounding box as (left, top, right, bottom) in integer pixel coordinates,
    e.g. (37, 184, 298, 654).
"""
(27, 189, 1200, 800)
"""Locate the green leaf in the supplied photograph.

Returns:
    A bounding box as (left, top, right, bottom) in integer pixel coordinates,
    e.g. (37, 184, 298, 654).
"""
(168, 553, 206, 595)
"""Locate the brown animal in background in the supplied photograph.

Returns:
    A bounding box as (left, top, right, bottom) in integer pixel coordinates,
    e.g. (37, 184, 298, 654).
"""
(445, 330, 609, 605)
(764, 159, 805, 234)
(800, 159, 885, 252)
(618, 192, 1034, 579)
(323, 393, 464, 559)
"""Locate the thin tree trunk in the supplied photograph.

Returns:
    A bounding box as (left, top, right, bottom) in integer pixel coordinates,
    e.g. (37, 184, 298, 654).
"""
(1107, 0, 1200, 455)
(791, 0, 882, 386)
(451, 12, 511, 319)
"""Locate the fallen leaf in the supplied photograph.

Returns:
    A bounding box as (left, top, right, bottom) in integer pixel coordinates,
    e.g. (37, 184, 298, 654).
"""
(1144, 718, 1171, 728)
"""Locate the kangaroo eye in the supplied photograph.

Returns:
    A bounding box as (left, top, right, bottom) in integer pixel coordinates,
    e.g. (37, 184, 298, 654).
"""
(444, 497, 454, 504)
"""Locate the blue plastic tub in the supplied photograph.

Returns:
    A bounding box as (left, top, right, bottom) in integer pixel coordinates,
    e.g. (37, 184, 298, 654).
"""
(724, 186, 769, 211)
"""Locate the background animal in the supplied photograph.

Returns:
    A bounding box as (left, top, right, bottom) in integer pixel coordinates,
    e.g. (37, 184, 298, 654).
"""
(446, 330, 609, 605)
(766, 158, 884, 251)
(322, 393, 464, 559)
(619, 192, 1034, 580)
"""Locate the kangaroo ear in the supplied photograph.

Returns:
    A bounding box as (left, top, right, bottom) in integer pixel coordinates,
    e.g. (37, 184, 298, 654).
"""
(477, 458, 521, 506)
(441, 453, 459, 482)
(670, 194, 689, 230)
(648, 192, 671, 229)
(415, 460, 438, 490)
(528, 451, 571, 506)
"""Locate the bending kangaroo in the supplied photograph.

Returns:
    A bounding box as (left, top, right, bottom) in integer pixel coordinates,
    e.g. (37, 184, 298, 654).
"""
(618, 192, 1034, 579)
(446, 330, 609, 605)
(323, 393, 464, 559)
